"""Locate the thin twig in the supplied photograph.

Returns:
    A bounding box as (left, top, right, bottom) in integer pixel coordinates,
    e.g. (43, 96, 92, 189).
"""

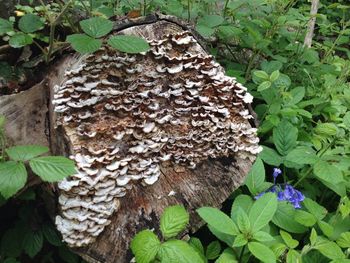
(303, 0, 320, 48)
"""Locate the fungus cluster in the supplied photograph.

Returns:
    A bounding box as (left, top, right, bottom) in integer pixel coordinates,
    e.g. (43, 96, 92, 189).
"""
(53, 31, 262, 247)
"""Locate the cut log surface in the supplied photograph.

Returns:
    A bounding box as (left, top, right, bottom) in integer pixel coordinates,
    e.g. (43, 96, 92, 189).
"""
(0, 15, 260, 263)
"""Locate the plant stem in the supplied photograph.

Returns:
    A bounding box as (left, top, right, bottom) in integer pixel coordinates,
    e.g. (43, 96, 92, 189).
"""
(223, 0, 230, 17)
(143, 0, 147, 16)
(238, 245, 246, 263)
(245, 50, 259, 80)
(187, 0, 191, 22)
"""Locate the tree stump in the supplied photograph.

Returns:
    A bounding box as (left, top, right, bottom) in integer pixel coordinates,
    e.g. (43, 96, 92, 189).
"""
(0, 15, 260, 263)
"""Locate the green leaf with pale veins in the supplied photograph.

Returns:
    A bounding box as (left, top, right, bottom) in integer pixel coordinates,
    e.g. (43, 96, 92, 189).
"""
(80, 17, 113, 38)
(244, 157, 265, 195)
(160, 205, 189, 239)
(248, 242, 276, 263)
(6, 145, 49, 161)
(273, 120, 298, 156)
(130, 230, 161, 263)
(0, 161, 27, 199)
(18, 14, 44, 33)
(23, 230, 43, 258)
(67, 34, 102, 54)
(108, 35, 150, 54)
(0, 18, 13, 35)
(158, 240, 204, 263)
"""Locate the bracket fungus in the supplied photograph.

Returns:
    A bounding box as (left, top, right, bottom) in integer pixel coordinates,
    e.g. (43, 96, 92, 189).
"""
(53, 29, 262, 247)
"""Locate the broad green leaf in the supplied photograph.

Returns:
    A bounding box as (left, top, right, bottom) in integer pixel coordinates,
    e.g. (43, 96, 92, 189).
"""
(42, 223, 62, 246)
(273, 120, 298, 156)
(270, 70, 280, 82)
(314, 239, 345, 260)
(236, 208, 251, 234)
(0, 18, 13, 35)
(271, 243, 287, 258)
(80, 17, 113, 38)
(280, 230, 298, 248)
(67, 34, 102, 54)
(208, 225, 235, 247)
(196, 24, 215, 37)
(217, 25, 242, 40)
(9, 33, 33, 48)
(158, 240, 204, 263)
(206, 241, 221, 260)
(249, 192, 278, 233)
(0, 161, 27, 199)
(303, 198, 327, 220)
(232, 234, 248, 247)
(1, 228, 23, 257)
(231, 194, 253, 221)
(254, 70, 269, 80)
(343, 112, 350, 128)
(189, 237, 205, 255)
(18, 14, 44, 33)
(23, 230, 43, 258)
(318, 220, 333, 237)
(286, 86, 305, 105)
(29, 156, 76, 182)
(336, 232, 350, 248)
(310, 228, 318, 246)
(253, 231, 274, 242)
(272, 202, 308, 233)
(6, 145, 49, 161)
(215, 248, 237, 263)
(244, 157, 265, 195)
(274, 73, 291, 88)
(108, 35, 150, 53)
(318, 178, 346, 197)
(248, 242, 276, 263)
(294, 210, 317, 227)
(287, 249, 302, 263)
(285, 147, 318, 165)
(160, 205, 189, 239)
(197, 207, 239, 236)
(197, 15, 224, 28)
(258, 146, 283, 166)
(313, 161, 343, 184)
(130, 230, 161, 263)
(314, 123, 338, 136)
(258, 81, 272, 91)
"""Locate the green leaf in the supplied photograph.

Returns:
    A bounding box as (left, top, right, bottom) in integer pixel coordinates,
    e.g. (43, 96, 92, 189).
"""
(197, 15, 224, 28)
(287, 86, 305, 105)
(253, 231, 274, 242)
(248, 242, 276, 263)
(197, 207, 239, 236)
(286, 249, 302, 263)
(58, 245, 80, 263)
(271, 243, 287, 258)
(130, 230, 161, 263)
(42, 223, 62, 246)
(23, 230, 43, 258)
(231, 195, 253, 221)
(208, 225, 235, 247)
(0, 18, 13, 35)
(206, 241, 221, 260)
(273, 120, 298, 156)
(236, 208, 251, 234)
(310, 228, 318, 246)
(285, 147, 318, 165)
(18, 14, 44, 33)
(272, 202, 308, 233)
(196, 24, 215, 37)
(232, 234, 248, 247)
(160, 205, 189, 239)
(258, 81, 272, 91)
(318, 220, 334, 237)
(4, 258, 20, 263)
(80, 17, 113, 38)
(158, 240, 204, 263)
(0, 161, 27, 199)
(249, 192, 278, 233)
(270, 70, 280, 82)
(244, 157, 265, 195)
(254, 70, 269, 80)
(336, 232, 350, 248)
(343, 112, 350, 128)
(29, 156, 76, 182)
(314, 239, 345, 260)
(108, 35, 150, 54)
(6, 145, 49, 161)
(1, 227, 23, 257)
(67, 34, 102, 54)
(9, 33, 33, 48)
(215, 248, 237, 263)
(189, 237, 205, 255)
(303, 198, 327, 220)
(294, 210, 317, 227)
(217, 25, 242, 40)
(258, 146, 283, 166)
(314, 123, 338, 136)
(280, 230, 298, 248)
(313, 161, 343, 184)
(274, 73, 291, 88)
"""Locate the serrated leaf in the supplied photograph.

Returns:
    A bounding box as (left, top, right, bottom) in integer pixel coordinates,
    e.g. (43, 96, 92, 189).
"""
(67, 34, 102, 54)
(314, 123, 338, 136)
(197, 15, 224, 28)
(158, 240, 204, 263)
(248, 242, 276, 263)
(108, 35, 150, 54)
(80, 17, 113, 38)
(215, 248, 237, 263)
(336, 232, 350, 248)
(294, 210, 317, 227)
(244, 157, 265, 195)
(273, 120, 298, 156)
(313, 161, 343, 184)
(272, 202, 308, 233)
(253, 231, 274, 242)
(29, 156, 76, 182)
(258, 146, 283, 166)
(287, 249, 302, 263)
(258, 81, 272, 91)
(196, 24, 215, 37)
(249, 192, 278, 233)
(231, 194, 253, 221)
(18, 14, 44, 33)
(236, 207, 251, 234)
(0, 18, 13, 35)
(130, 230, 161, 263)
(0, 161, 27, 199)
(189, 237, 204, 255)
(232, 234, 248, 247)
(254, 70, 269, 80)
(314, 239, 345, 260)
(197, 207, 239, 236)
(206, 241, 221, 260)
(23, 230, 43, 258)
(217, 25, 242, 40)
(6, 145, 49, 161)
(285, 147, 318, 165)
(42, 223, 62, 246)
(160, 205, 189, 239)
(9, 33, 33, 48)
(280, 230, 298, 248)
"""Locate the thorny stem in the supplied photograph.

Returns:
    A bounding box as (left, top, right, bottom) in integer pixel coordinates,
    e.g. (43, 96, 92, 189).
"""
(238, 245, 246, 263)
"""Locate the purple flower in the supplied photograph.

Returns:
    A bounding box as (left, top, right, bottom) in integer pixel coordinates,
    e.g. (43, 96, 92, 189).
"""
(273, 168, 282, 183)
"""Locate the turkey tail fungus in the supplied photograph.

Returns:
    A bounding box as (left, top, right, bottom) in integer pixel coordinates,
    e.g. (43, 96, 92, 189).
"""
(1, 15, 261, 263)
